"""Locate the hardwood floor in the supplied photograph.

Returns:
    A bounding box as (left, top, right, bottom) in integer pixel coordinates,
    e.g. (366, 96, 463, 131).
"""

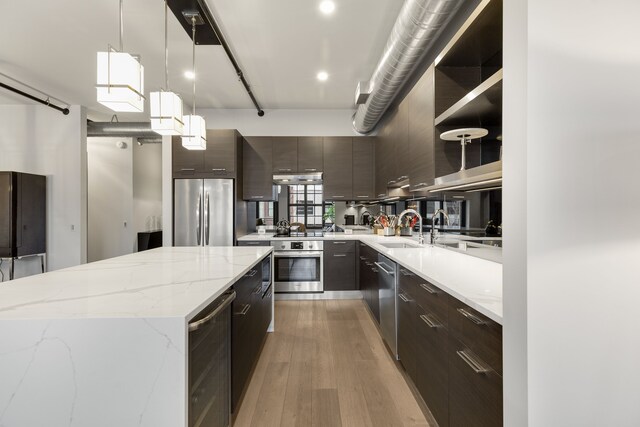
(234, 299, 431, 427)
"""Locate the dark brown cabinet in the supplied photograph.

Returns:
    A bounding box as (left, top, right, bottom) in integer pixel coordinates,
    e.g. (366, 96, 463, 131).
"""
(323, 240, 356, 291)
(352, 138, 375, 200)
(358, 242, 380, 323)
(172, 137, 205, 175)
(396, 266, 503, 427)
(272, 137, 298, 173)
(204, 130, 238, 177)
(243, 137, 274, 201)
(323, 137, 353, 200)
(408, 66, 436, 191)
(448, 333, 502, 427)
(375, 112, 395, 198)
(297, 137, 323, 172)
(231, 256, 272, 412)
(397, 268, 417, 380)
(172, 130, 241, 178)
(394, 99, 410, 183)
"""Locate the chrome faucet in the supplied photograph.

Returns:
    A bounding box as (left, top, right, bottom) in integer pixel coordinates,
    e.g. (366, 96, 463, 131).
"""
(430, 209, 450, 245)
(398, 209, 424, 245)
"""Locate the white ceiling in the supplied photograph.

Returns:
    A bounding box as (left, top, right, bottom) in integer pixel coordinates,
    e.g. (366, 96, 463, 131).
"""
(0, 0, 403, 120)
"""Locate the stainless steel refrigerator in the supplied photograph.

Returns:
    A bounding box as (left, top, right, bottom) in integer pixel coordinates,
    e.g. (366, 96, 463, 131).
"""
(174, 179, 234, 246)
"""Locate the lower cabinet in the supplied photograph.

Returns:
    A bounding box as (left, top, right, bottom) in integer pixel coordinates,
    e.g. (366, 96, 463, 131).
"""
(237, 240, 271, 247)
(397, 266, 503, 427)
(358, 243, 380, 323)
(323, 241, 356, 291)
(231, 256, 272, 412)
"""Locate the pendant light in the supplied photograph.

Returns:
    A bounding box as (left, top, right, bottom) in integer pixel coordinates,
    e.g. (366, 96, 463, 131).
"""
(96, 0, 145, 112)
(150, 1, 184, 135)
(182, 14, 206, 150)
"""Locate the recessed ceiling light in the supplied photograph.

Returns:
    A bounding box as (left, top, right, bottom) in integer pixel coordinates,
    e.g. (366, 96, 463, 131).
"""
(319, 0, 335, 15)
(184, 71, 195, 80)
(317, 71, 329, 82)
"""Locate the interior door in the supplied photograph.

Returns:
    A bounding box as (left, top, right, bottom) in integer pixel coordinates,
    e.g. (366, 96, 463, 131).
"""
(204, 179, 234, 246)
(174, 179, 203, 246)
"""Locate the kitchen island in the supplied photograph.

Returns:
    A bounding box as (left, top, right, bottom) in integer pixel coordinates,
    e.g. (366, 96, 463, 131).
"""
(0, 246, 272, 427)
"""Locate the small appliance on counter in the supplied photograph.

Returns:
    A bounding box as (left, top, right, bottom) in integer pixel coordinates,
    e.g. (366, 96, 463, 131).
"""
(275, 219, 291, 236)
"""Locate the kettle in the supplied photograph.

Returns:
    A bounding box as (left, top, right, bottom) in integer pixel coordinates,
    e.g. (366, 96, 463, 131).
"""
(276, 219, 291, 236)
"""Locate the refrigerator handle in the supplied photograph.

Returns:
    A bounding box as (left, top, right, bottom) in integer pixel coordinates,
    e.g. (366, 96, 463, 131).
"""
(205, 192, 210, 245)
(196, 193, 202, 245)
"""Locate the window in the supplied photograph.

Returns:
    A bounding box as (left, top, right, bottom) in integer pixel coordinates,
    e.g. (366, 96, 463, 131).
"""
(287, 184, 324, 229)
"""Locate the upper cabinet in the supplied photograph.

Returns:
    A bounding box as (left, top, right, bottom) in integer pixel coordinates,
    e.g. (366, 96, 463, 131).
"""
(408, 66, 436, 191)
(394, 99, 410, 184)
(172, 130, 241, 178)
(204, 130, 239, 177)
(352, 138, 375, 200)
(323, 137, 353, 200)
(297, 137, 323, 172)
(243, 137, 275, 201)
(272, 137, 298, 173)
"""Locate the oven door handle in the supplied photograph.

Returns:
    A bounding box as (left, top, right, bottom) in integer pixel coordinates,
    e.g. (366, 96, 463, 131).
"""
(274, 251, 323, 258)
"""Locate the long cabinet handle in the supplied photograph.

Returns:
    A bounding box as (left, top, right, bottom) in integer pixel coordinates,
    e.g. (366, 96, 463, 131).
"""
(188, 291, 236, 332)
(356, 195, 369, 198)
(254, 285, 263, 294)
(211, 168, 227, 171)
(359, 256, 366, 261)
(304, 168, 318, 171)
(398, 293, 411, 303)
(251, 196, 264, 199)
(245, 269, 258, 277)
(456, 350, 489, 374)
(333, 254, 347, 257)
(196, 193, 202, 245)
(277, 168, 292, 172)
(180, 168, 195, 171)
(238, 304, 251, 316)
(457, 308, 485, 325)
(332, 241, 346, 244)
(332, 195, 345, 198)
(204, 192, 210, 245)
(374, 262, 394, 276)
(420, 314, 441, 328)
(420, 283, 437, 294)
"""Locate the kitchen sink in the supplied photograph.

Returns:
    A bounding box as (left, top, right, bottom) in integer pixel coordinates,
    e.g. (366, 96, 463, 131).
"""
(378, 242, 420, 249)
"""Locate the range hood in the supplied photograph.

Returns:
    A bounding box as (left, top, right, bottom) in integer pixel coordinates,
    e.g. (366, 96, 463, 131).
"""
(273, 172, 323, 185)
(424, 160, 502, 193)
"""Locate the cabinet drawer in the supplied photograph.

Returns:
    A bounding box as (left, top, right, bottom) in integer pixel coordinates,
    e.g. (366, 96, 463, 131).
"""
(448, 335, 503, 427)
(449, 298, 502, 375)
(324, 240, 356, 254)
(400, 268, 449, 329)
(234, 268, 261, 305)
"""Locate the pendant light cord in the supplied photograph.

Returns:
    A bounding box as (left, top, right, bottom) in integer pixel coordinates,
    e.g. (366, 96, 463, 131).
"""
(119, 0, 124, 52)
(164, 0, 169, 90)
(191, 17, 196, 115)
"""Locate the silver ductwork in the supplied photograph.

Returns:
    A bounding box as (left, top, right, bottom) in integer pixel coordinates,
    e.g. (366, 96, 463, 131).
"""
(86, 121, 160, 138)
(353, 0, 464, 134)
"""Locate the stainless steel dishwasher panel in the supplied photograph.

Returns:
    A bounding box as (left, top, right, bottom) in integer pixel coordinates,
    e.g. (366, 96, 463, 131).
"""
(376, 254, 398, 358)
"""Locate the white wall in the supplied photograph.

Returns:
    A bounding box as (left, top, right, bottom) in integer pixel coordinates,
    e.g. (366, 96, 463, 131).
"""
(0, 105, 86, 279)
(133, 141, 163, 245)
(504, 0, 640, 425)
(87, 137, 134, 262)
(198, 108, 358, 136)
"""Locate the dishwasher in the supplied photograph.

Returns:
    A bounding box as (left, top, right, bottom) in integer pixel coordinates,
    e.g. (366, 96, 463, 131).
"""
(375, 254, 398, 359)
(188, 290, 236, 427)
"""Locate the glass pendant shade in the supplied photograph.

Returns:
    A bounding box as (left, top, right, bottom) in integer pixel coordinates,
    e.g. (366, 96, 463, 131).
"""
(150, 91, 184, 135)
(96, 51, 145, 112)
(182, 115, 206, 150)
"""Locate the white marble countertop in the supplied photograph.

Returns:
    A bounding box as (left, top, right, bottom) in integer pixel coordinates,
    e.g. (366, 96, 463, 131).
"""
(0, 246, 273, 321)
(239, 232, 502, 324)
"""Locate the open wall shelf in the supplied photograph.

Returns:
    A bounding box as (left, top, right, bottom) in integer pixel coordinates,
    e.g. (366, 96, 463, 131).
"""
(435, 69, 502, 127)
